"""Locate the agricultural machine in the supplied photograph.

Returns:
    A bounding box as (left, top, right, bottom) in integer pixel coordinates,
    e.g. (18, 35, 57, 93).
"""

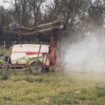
(0, 19, 66, 74)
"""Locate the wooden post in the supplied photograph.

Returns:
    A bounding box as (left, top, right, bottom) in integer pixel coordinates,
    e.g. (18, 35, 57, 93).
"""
(3, 41, 6, 57)
(33, 42, 42, 75)
(15, 41, 16, 44)
(26, 40, 27, 44)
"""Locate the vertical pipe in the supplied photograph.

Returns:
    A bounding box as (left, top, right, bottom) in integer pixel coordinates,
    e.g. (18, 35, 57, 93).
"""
(50, 34, 55, 66)
(57, 30, 61, 65)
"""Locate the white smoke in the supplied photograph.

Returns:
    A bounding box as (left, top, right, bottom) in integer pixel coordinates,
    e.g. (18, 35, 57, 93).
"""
(62, 31, 105, 72)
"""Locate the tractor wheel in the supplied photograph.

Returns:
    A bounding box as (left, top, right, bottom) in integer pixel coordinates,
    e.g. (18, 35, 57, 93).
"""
(45, 68, 49, 72)
(30, 61, 44, 75)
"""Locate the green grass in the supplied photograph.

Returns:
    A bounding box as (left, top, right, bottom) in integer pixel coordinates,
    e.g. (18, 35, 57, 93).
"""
(0, 70, 105, 105)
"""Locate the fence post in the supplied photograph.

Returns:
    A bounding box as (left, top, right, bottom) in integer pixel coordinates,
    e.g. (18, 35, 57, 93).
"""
(15, 41, 16, 44)
(3, 41, 6, 56)
(26, 40, 27, 44)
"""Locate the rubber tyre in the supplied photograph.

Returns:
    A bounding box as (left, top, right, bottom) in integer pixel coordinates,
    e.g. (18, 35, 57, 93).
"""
(30, 61, 44, 75)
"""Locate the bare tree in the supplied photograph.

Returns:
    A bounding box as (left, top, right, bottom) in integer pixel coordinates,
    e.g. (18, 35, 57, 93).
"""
(29, 0, 46, 25)
(88, 0, 105, 27)
(46, 0, 89, 25)
(0, 6, 13, 30)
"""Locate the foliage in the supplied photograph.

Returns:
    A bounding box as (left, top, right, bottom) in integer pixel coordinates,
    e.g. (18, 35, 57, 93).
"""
(0, 0, 105, 41)
(0, 0, 105, 31)
(0, 59, 6, 65)
(1, 69, 9, 80)
(0, 60, 9, 80)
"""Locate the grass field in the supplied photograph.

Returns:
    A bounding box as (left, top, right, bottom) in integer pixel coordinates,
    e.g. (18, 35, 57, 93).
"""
(0, 69, 105, 105)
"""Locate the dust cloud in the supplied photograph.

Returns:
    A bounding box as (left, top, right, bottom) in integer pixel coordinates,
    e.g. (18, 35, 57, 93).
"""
(61, 30, 105, 73)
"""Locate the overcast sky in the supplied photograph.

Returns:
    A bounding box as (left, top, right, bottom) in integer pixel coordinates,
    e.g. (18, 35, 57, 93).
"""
(0, 0, 52, 10)
(0, 0, 11, 8)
